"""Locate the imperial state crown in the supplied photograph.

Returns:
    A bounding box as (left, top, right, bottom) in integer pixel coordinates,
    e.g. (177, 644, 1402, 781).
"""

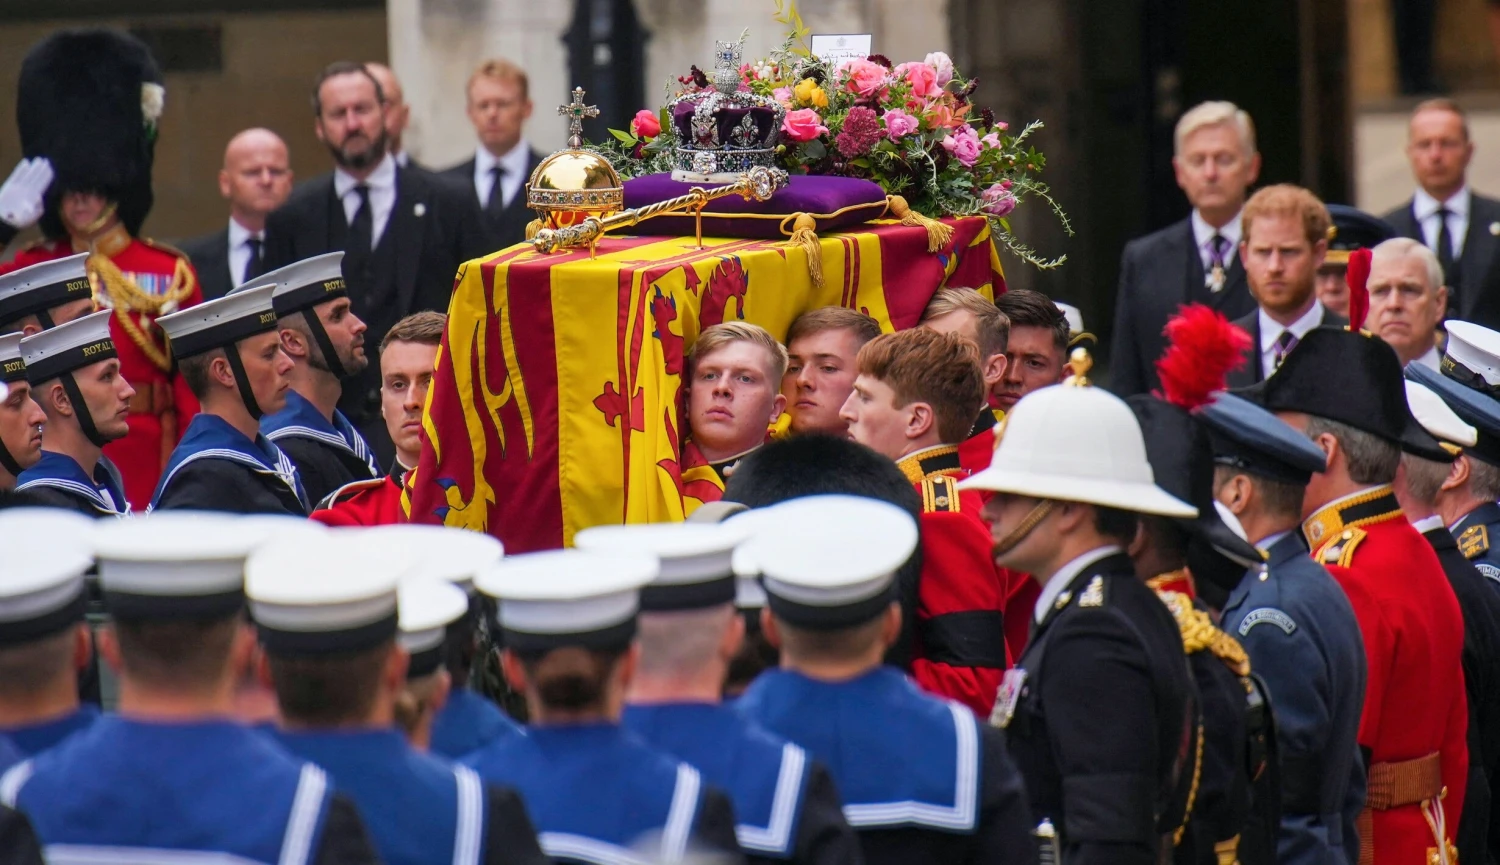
(669, 39, 785, 184)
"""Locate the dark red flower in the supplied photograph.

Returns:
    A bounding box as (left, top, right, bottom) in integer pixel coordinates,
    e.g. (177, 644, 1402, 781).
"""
(866, 54, 894, 69)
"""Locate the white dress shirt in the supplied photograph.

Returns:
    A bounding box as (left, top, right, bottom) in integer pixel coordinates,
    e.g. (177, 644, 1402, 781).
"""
(1413, 185, 1470, 260)
(1410, 514, 1445, 534)
(1191, 208, 1244, 274)
(333, 153, 397, 249)
(1411, 344, 1442, 372)
(1033, 545, 1124, 624)
(1258, 301, 1327, 379)
(226, 218, 263, 290)
(473, 141, 532, 210)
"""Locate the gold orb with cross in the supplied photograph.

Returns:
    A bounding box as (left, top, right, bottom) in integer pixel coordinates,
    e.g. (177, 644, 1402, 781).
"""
(525, 86, 624, 235)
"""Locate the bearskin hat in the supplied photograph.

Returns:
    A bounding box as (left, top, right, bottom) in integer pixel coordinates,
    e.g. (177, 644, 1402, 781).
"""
(17, 28, 163, 238)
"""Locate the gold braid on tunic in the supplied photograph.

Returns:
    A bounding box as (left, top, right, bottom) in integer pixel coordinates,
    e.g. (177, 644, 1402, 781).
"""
(89, 252, 196, 372)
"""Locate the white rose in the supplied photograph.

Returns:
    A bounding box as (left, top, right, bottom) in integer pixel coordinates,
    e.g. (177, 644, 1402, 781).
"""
(141, 83, 165, 126)
(924, 51, 954, 87)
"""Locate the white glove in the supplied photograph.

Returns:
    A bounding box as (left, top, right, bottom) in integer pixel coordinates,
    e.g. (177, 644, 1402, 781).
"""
(0, 157, 54, 230)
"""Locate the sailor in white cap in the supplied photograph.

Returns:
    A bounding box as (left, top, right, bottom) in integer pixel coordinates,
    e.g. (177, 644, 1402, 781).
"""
(251, 253, 378, 505)
(13, 309, 133, 516)
(152, 283, 307, 514)
(0, 510, 100, 755)
(576, 522, 861, 865)
(356, 523, 520, 760)
(960, 384, 1201, 862)
(0, 512, 382, 864)
(396, 577, 470, 751)
(0, 253, 93, 334)
(250, 531, 546, 865)
(465, 549, 744, 863)
(0, 333, 46, 491)
(733, 494, 1032, 865)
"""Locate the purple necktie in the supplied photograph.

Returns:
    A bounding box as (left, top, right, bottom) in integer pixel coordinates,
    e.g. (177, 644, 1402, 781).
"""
(1273, 330, 1299, 369)
(1209, 234, 1230, 269)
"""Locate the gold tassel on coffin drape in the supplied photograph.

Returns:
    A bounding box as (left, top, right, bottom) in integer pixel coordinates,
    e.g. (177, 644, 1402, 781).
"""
(885, 195, 954, 253)
(784, 213, 824, 289)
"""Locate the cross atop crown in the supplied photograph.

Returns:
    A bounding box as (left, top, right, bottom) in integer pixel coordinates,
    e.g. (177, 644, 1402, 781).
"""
(558, 86, 599, 148)
(711, 39, 744, 93)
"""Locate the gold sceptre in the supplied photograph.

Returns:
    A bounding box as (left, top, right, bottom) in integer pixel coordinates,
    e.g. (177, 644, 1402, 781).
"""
(531, 166, 788, 257)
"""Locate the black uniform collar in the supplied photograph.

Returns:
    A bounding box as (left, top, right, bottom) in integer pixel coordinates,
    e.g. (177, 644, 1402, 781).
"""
(895, 444, 962, 485)
(968, 407, 999, 439)
(1035, 552, 1135, 632)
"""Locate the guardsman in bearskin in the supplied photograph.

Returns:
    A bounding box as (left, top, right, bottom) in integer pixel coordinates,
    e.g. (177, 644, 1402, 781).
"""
(963, 384, 1200, 865)
(1245, 325, 1467, 865)
(840, 327, 1011, 715)
(0, 29, 204, 511)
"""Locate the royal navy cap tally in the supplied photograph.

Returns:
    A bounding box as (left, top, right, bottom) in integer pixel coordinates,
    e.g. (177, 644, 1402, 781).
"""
(19, 308, 115, 384)
(1442, 320, 1500, 394)
(1405, 379, 1477, 463)
(248, 530, 416, 656)
(1196, 392, 1329, 485)
(747, 495, 918, 631)
(399, 577, 470, 679)
(0, 333, 26, 386)
(361, 524, 503, 591)
(157, 282, 278, 360)
(93, 512, 269, 620)
(0, 253, 91, 328)
(1407, 355, 1500, 466)
(0, 509, 94, 646)
(475, 549, 658, 652)
(239, 251, 347, 319)
(574, 522, 746, 612)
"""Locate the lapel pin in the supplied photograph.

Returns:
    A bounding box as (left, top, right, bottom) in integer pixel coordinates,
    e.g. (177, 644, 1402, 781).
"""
(414, 203, 427, 218)
(1489, 221, 1499, 236)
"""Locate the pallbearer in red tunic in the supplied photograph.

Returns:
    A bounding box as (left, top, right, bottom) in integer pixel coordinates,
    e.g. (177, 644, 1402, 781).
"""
(1245, 325, 1468, 865)
(842, 328, 1010, 715)
(0, 29, 201, 509)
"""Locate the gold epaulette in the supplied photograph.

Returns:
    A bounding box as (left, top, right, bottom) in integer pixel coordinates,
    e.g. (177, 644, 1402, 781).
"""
(140, 236, 191, 260)
(1156, 589, 1251, 677)
(1460, 524, 1491, 560)
(1314, 526, 1368, 568)
(919, 475, 960, 513)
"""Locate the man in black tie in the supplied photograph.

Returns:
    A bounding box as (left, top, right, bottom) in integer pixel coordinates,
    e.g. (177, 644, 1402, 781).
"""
(262, 61, 487, 464)
(1224, 185, 1348, 388)
(178, 129, 293, 300)
(1385, 99, 1500, 331)
(1110, 101, 1262, 396)
(440, 59, 546, 252)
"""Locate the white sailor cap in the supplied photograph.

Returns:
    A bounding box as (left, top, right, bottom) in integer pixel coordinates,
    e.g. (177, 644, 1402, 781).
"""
(358, 524, 503, 591)
(476, 549, 658, 653)
(1406, 379, 1478, 448)
(1055, 301, 1084, 336)
(0, 509, 94, 646)
(247, 529, 417, 656)
(399, 577, 470, 679)
(574, 522, 746, 612)
(0, 333, 27, 388)
(93, 512, 269, 620)
(0, 253, 91, 329)
(745, 495, 919, 631)
(239, 252, 347, 318)
(20, 308, 115, 384)
(157, 283, 278, 360)
(722, 507, 784, 610)
(1443, 321, 1500, 388)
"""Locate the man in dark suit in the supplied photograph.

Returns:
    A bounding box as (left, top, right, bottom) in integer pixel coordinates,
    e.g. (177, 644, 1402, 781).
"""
(262, 61, 488, 463)
(1385, 99, 1500, 331)
(440, 58, 545, 253)
(1225, 185, 1347, 389)
(178, 128, 293, 301)
(1111, 101, 1262, 396)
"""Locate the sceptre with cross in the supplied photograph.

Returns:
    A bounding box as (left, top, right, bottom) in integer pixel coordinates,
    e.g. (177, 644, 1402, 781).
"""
(559, 87, 599, 149)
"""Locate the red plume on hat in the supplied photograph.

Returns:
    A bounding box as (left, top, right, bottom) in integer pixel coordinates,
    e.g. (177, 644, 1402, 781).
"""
(1345, 247, 1372, 332)
(1153, 303, 1253, 410)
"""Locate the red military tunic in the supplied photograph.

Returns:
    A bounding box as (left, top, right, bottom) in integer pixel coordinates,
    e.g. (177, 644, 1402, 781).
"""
(896, 444, 1011, 715)
(958, 407, 1001, 476)
(0, 228, 201, 509)
(311, 468, 408, 527)
(1304, 486, 1468, 864)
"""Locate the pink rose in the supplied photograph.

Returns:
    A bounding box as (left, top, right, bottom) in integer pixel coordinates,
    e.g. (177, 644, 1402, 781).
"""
(773, 86, 794, 107)
(924, 51, 955, 87)
(882, 108, 919, 140)
(782, 108, 829, 143)
(981, 131, 1001, 150)
(941, 125, 981, 167)
(840, 58, 889, 99)
(895, 61, 941, 100)
(630, 109, 661, 140)
(981, 182, 1018, 217)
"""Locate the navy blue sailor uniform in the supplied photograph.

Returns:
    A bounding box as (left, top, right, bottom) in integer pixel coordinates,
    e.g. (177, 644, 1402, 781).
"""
(13, 451, 128, 517)
(431, 687, 525, 760)
(1, 706, 99, 758)
(992, 550, 1199, 865)
(152, 413, 308, 514)
(261, 389, 378, 506)
(1453, 502, 1500, 589)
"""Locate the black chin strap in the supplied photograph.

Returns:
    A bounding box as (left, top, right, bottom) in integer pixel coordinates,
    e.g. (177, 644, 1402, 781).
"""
(304, 310, 347, 380)
(224, 345, 265, 420)
(59, 373, 110, 448)
(35, 309, 55, 330)
(0, 437, 24, 477)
